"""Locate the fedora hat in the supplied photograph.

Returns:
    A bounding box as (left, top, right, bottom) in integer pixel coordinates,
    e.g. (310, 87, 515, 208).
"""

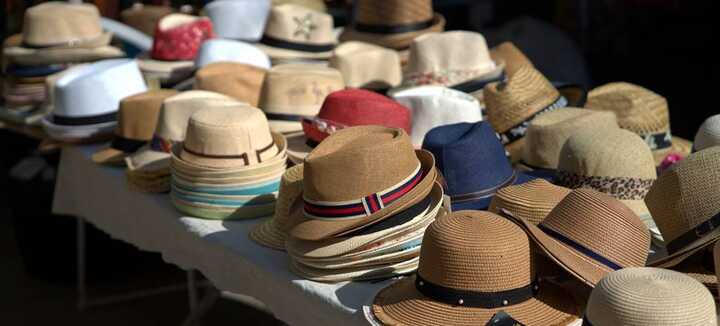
(504, 188, 651, 287)
(422, 121, 539, 211)
(3, 2, 124, 66)
(194, 39, 271, 69)
(392, 86, 483, 147)
(484, 65, 581, 161)
(556, 127, 659, 239)
(289, 126, 438, 241)
(584, 267, 716, 326)
(328, 41, 402, 91)
(287, 89, 412, 163)
(42, 59, 148, 141)
(256, 4, 336, 61)
(489, 179, 571, 226)
(339, 0, 445, 50)
(92, 89, 178, 165)
(490, 42, 533, 78)
(272, 0, 326, 12)
(372, 210, 580, 326)
(250, 164, 305, 250)
(194, 62, 267, 107)
(258, 64, 345, 134)
(585, 82, 692, 165)
(694, 114, 720, 152)
(120, 3, 174, 36)
(646, 147, 720, 268)
(205, 0, 271, 41)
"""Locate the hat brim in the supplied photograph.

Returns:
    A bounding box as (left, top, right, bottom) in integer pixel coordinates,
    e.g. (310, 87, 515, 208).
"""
(647, 227, 720, 268)
(249, 217, 287, 251)
(137, 53, 195, 74)
(339, 14, 446, 50)
(286, 131, 313, 165)
(289, 149, 437, 241)
(4, 43, 124, 66)
(653, 136, 693, 165)
(372, 275, 580, 326)
(450, 171, 537, 211)
(295, 243, 421, 270)
(92, 146, 130, 165)
(126, 144, 172, 173)
(171, 193, 276, 220)
(290, 256, 418, 283)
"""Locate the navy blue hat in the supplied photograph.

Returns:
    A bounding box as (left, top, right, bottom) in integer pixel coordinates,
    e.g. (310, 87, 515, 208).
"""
(422, 121, 537, 211)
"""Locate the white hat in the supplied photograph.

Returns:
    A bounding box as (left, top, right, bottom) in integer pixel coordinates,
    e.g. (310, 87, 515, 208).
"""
(694, 114, 720, 152)
(205, 0, 270, 41)
(42, 59, 147, 141)
(194, 39, 271, 69)
(391, 86, 482, 147)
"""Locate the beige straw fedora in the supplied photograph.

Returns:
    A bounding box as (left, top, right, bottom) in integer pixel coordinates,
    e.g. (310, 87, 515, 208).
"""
(490, 42, 533, 78)
(289, 126, 438, 241)
(646, 147, 720, 268)
(694, 114, 720, 152)
(256, 4, 337, 61)
(271, 0, 326, 12)
(583, 267, 717, 326)
(504, 188, 651, 287)
(194, 62, 267, 107)
(585, 82, 692, 165)
(339, 0, 445, 50)
(258, 64, 345, 133)
(250, 164, 305, 250)
(328, 41, 402, 90)
(372, 210, 580, 326)
(489, 179, 571, 226)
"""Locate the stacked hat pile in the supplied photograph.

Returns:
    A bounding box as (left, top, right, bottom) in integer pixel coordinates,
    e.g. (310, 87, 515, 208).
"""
(0, 62, 64, 124)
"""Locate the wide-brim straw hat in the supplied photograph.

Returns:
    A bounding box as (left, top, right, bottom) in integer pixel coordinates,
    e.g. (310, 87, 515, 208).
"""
(250, 164, 305, 250)
(489, 179, 571, 226)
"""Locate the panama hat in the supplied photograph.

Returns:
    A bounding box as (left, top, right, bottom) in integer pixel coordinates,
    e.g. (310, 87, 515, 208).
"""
(256, 4, 336, 61)
(372, 210, 580, 326)
(489, 179, 571, 226)
(287, 89, 412, 163)
(3, 2, 124, 66)
(328, 41, 402, 91)
(289, 126, 438, 241)
(250, 164, 305, 250)
(484, 65, 582, 162)
(194, 39, 271, 69)
(205, 0, 270, 41)
(120, 3, 174, 36)
(585, 82, 692, 165)
(583, 267, 716, 326)
(194, 62, 267, 107)
(339, 0, 445, 50)
(92, 89, 178, 165)
(258, 64, 345, 134)
(422, 122, 539, 211)
(504, 188, 651, 287)
(392, 86, 483, 147)
(694, 114, 720, 152)
(646, 147, 720, 268)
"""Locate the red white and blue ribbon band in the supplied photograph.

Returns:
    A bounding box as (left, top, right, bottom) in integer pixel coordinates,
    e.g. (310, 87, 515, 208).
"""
(303, 164, 423, 220)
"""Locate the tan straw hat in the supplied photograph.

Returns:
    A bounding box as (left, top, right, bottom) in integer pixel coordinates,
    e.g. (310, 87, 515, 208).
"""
(646, 147, 720, 268)
(504, 188, 651, 287)
(584, 267, 717, 326)
(339, 0, 445, 50)
(256, 4, 336, 61)
(258, 64, 345, 133)
(328, 41, 402, 90)
(120, 3, 174, 36)
(585, 82, 692, 165)
(694, 114, 720, 152)
(289, 126, 437, 241)
(372, 210, 580, 326)
(489, 179, 571, 226)
(250, 164, 305, 250)
(490, 42, 534, 77)
(271, 0, 326, 12)
(194, 62, 267, 107)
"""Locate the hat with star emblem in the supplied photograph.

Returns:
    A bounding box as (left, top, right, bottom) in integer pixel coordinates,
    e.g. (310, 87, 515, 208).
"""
(256, 4, 337, 62)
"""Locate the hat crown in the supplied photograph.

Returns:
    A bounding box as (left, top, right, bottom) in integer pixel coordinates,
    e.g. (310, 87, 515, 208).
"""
(586, 82, 670, 135)
(645, 147, 720, 243)
(23, 2, 104, 47)
(274, 164, 305, 231)
(264, 4, 336, 45)
(195, 39, 271, 69)
(303, 126, 419, 202)
(354, 0, 433, 26)
(329, 41, 402, 89)
(586, 267, 716, 326)
(117, 89, 178, 140)
(405, 31, 495, 80)
(489, 179, 571, 225)
(316, 89, 411, 132)
(259, 64, 345, 116)
(694, 114, 720, 152)
(194, 62, 268, 107)
(541, 189, 650, 268)
(155, 91, 235, 141)
(205, 0, 271, 41)
(418, 211, 533, 291)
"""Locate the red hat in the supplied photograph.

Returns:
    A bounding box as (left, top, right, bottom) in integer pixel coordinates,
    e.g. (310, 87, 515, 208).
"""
(301, 89, 412, 144)
(151, 15, 215, 61)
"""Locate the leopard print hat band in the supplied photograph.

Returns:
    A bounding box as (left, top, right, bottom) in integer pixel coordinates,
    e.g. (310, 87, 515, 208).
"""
(555, 171, 654, 201)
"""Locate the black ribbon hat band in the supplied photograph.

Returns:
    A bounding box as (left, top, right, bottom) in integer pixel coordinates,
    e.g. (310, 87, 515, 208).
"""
(665, 211, 720, 254)
(52, 111, 117, 126)
(415, 274, 539, 308)
(353, 18, 435, 34)
(110, 136, 147, 153)
(260, 35, 334, 53)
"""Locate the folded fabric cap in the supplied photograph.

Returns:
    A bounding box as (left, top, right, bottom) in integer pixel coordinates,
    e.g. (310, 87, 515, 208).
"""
(328, 41, 402, 90)
(250, 164, 305, 250)
(584, 267, 716, 326)
(489, 179, 571, 226)
(504, 188, 651, 287)
(151, 14, 215, 61)
(694, 114, 720, 152)
(120, 3, 174, 36)
(422, 121, 538, 211)
(392, 85, 482, 147)
(290, 125, 437, 241)
(256, 4, 336, 60)
(646, 147, 720, 268)
(205, 0, 270, 41)
(194, 62, 267, 107)
(92, 89, 178, 165)
(194, 39, 271, 69)
(489, 42, 534, 78)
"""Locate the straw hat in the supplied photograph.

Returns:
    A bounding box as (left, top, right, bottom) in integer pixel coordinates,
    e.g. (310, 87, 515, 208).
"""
(504, 188, 651, 287)
(194, 39, 271, 69)
(372, 210, 580, 326)
(584, 267, 717, 326)
(205, 0, 270, 41)
(585, 82, 692, 165)
(250, 164, 305, 250)
(489, 179, 571, 226)
(490, 42, 534, 77)
(287, 89, 412, 163)
(484, 65, 579, 162)
(3, 3, 124, 66)
(289, 126, 438, 241)
(694, 114, 720, 152)
(258, 64, 345, 134)
(272, 0, 326, 12)
(646, 147, 720, 268)
(339, 0, 445, 50)
(256, 4, 336, 61)
(194, 62, 267, 107)
(328, 41, 402, 91)
(291, 256, 419, 283)
(556, 127, 658, 238)
(92, 89, 178, 165)
(120, 3, 174, 36)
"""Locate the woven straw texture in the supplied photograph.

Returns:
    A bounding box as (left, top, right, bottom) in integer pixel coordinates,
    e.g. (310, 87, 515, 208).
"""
(194, 62, 267, 107)
(694, 114, 720, 151)
(489, 42, 533, 77)
(258, 64, 345, 117)
(354, 0, 433, 26)
(585, 267, 716, 326)
(586, 82, 669, 135)
(489, 179, 571, 225)
(328, 41, 402, 89)
(250, 164, 305, 250)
